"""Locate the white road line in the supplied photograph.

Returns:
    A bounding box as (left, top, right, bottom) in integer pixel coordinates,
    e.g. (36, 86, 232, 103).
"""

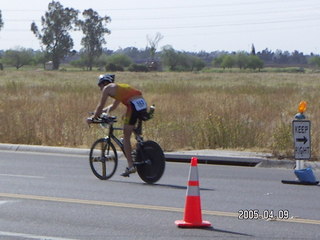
(0, 149, 87, 157)
(0, 201, 8, 205)
(0, 231, 79, 240)
(0, 174, 44, 179)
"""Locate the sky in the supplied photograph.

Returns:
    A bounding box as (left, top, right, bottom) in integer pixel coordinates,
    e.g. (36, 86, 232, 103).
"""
(0, 0, 320, 54)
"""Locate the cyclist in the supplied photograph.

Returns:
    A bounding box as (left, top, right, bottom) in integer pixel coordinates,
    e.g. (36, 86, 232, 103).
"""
(87, 74, 148, 177)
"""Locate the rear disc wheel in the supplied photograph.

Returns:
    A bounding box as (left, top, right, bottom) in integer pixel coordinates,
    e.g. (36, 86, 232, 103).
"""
(136, 141, 165, 184)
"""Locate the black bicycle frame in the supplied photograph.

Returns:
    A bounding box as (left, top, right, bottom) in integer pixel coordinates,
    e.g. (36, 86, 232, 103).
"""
(106, 124, 124, 152)
(104, 119, 148, 164)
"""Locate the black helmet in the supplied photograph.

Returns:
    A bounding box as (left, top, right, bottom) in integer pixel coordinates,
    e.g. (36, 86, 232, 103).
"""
(97, 74, 115, 86)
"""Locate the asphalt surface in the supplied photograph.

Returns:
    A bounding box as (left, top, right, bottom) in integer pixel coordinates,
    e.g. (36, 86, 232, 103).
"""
(1, 143, 320, 170)
(1, 149, 320, 240)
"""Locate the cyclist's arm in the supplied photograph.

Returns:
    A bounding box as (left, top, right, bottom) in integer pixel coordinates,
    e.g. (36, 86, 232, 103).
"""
(93, 87, 111, 118)
(103, 100, 120, 114)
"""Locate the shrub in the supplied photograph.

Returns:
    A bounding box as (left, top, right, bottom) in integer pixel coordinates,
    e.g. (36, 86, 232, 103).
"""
(128, 64, 149, 72)
(106, 54, 132, 68)
(105, 63, 124, 71)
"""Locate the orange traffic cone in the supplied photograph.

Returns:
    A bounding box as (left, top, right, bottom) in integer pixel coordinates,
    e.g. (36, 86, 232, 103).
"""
(175, 157, 212, 228)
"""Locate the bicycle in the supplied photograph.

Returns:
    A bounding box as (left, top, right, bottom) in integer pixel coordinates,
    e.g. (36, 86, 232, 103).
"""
(88, 105, 165, 184)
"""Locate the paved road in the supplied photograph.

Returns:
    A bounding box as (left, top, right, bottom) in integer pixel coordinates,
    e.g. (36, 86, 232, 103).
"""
(0, 150, 320, 240)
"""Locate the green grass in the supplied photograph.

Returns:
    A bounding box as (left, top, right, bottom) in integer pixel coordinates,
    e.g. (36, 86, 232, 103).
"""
(1, 70, 320, 160)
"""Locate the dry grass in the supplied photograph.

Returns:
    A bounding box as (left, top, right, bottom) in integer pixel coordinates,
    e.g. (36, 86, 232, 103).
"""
(1, 70, 320, 160)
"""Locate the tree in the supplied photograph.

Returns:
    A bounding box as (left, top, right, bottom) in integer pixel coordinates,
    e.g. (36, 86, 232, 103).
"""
(147, 32, 163, 61)
(161, 45, 179, 71)
(257, 48, 273, 64)
(0, 10, 4, 31)
(3, 47, 34, 69)
(291, 50, 307, 64)
(212, 55, 225, 68)
(161, 46, 205, 71)
(77, 9, 111, 71)
(273, 50, 289, 64)
(235, 52, 249, 69)
(181, 54, 205, 71)
(221, 55, 235, 69)
(309, 56, 320, 67)
(116, 47, 150, 64)
(95, 53, 108, 68)
(31, 1, 78, 70)
(106, 54, 132, 68)
(32, 50, 48, 68)
(247, 55, 264, 71)
(251, 44, 256, 55)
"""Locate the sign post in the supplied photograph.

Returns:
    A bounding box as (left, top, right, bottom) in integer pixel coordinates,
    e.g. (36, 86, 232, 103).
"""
(282, 101, 318, 185)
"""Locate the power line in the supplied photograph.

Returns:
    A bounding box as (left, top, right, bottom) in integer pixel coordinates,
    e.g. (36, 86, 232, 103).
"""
(0, 2, 273, 12)
(112, 16, 320, 31)
(1, 0, 316, 12)
(115, 7, 320, 21)
(162, 22, 320, 39)
(3, 4, 319, 23)
(4, 15, 319, 33)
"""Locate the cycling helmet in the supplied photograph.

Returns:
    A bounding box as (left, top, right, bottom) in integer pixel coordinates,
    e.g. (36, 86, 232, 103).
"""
(97, 74, 115, 86)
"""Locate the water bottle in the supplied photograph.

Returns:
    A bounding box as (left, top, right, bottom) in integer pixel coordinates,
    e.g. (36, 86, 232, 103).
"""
(149, 105, 155, 119)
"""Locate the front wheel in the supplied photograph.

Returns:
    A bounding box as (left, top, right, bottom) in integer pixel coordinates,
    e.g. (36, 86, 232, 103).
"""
(89, 138, 118, 180)
(135, 140, 165, 184)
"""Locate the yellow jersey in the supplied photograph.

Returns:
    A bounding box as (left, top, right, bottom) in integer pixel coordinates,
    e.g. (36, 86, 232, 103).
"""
(111, 83, 142, 106)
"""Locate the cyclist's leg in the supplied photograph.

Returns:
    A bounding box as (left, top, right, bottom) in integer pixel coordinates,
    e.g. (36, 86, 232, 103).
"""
(123, 124, 135, 168)
(121, 104, 138, 176)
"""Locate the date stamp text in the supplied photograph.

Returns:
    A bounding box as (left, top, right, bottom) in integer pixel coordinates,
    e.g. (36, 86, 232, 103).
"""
(238, 209, 290, 220)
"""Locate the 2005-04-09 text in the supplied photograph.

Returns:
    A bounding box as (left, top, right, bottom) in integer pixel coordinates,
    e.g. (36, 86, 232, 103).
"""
(238, 209, 290, 220)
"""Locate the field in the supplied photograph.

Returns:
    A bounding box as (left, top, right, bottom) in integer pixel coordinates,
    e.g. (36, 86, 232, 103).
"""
(1, 70, 320, 160)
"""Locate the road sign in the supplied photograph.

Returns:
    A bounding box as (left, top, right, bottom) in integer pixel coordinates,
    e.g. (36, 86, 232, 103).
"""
(292, 120, 311, 160)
